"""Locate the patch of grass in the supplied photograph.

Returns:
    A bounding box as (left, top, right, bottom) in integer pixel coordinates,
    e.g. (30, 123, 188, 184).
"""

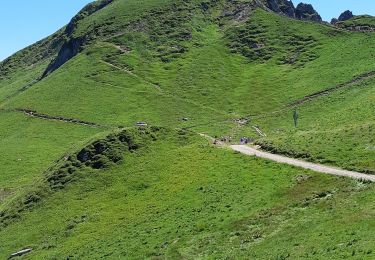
(253, 77, 375, 172)
(0, 110, 101, 191)
(226, 12, 320, 66)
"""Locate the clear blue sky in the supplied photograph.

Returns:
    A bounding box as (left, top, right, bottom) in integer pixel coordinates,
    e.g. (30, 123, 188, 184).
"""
(0, 0, 92, 61)
(292, 0, 375, 21)
(1, 1, 375, 61)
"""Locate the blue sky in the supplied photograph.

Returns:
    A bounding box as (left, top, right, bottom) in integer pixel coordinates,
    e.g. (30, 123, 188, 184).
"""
(1, 1, 375, 61)
(292, 0, 375, 21)
(0, 0, 92, 61)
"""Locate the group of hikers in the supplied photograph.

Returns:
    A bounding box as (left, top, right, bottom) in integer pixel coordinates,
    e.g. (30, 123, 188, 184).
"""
(213, 136, 250, 145)
(240, 137, 249, 145)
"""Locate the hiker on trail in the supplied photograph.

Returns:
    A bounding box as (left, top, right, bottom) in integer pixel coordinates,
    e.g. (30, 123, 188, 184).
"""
(293, 109, 299, 128)
(240, 137, 248, 145)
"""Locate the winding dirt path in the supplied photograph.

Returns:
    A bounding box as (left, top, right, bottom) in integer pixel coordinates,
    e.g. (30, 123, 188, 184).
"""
(231, 145, 375, 182)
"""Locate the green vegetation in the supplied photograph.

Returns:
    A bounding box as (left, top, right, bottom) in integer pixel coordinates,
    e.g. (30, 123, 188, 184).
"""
(1, 0, 375, 258)
(0, 110, 100, 190)
(1, 127, 374, 259)
(253, 77, 375, 173)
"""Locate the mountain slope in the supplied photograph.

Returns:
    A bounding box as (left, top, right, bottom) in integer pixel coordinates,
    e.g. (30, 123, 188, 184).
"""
(1, 127, 373, 259)
(4, 4, 375, 171)
(1, 0, 375, 258)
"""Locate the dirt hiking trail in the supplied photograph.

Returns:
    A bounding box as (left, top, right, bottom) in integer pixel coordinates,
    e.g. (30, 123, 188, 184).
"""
(231, 145, 375, 182)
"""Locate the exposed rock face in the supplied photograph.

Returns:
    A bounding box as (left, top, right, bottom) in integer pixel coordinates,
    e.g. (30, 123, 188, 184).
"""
(331, 18, 339, 24)
(42, 0, 113, 77)
(277, 0, 296, 18)
(295, 3, 322, 22)
(267, 0, 281, 13)
(222, 0, 263, 22)
(338, 10, 354, 21)
(266, 0, 295, 18)
(42, 37, 86, 77)
(265, 1, 322, 21)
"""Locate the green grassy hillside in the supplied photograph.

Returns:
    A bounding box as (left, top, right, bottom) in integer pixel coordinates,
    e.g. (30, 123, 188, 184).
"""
(0, 110, 101, 190)
(1, 127, 374, 259)
(254, 76, 375, 173)
(1, 0, 375, 258)
(5, 6, 375, 171)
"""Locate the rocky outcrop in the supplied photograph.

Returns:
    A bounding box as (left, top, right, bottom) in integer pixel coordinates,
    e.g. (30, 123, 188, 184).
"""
(331, 10, 354, 24)
(266, 0, 281, 13)
(278, 0, 296, 18)
(222, 0, 264, 22)
(42, 0, 113, 78)
(266, 0, 295, 18)
(331, 18, 339, 24)
(0, 127, 160, 227)
(42, 36, 86, 77)
(265, 1, 323, 22)
(338, 10, 354, 21)
(295, 3, 322, 22)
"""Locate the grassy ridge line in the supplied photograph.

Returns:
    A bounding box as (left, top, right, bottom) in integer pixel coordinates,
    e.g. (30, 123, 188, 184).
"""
(336, 15, 375, 32)
(0, 0, 178, 106)
(0, 127, 151, 228)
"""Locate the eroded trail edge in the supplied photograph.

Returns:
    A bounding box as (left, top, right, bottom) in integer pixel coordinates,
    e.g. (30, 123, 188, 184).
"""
(231, 145, 375, 182)
(288, 70, 375, 107)
(17, 109, 108, 128)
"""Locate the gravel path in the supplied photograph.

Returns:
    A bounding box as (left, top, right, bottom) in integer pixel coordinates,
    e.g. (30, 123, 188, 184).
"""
(231, 145, 375, 182)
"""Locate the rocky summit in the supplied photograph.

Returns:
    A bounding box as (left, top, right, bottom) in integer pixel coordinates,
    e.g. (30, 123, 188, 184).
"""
(266, 0, 322, 22)
(295, 3, 322, 22)
(331, 10, 355, 25)
(338, 10, 354, 21)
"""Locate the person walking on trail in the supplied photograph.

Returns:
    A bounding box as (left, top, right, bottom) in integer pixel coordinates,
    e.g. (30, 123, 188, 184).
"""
(240, 137, 248, 145)
(293, 109, 299, 128)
